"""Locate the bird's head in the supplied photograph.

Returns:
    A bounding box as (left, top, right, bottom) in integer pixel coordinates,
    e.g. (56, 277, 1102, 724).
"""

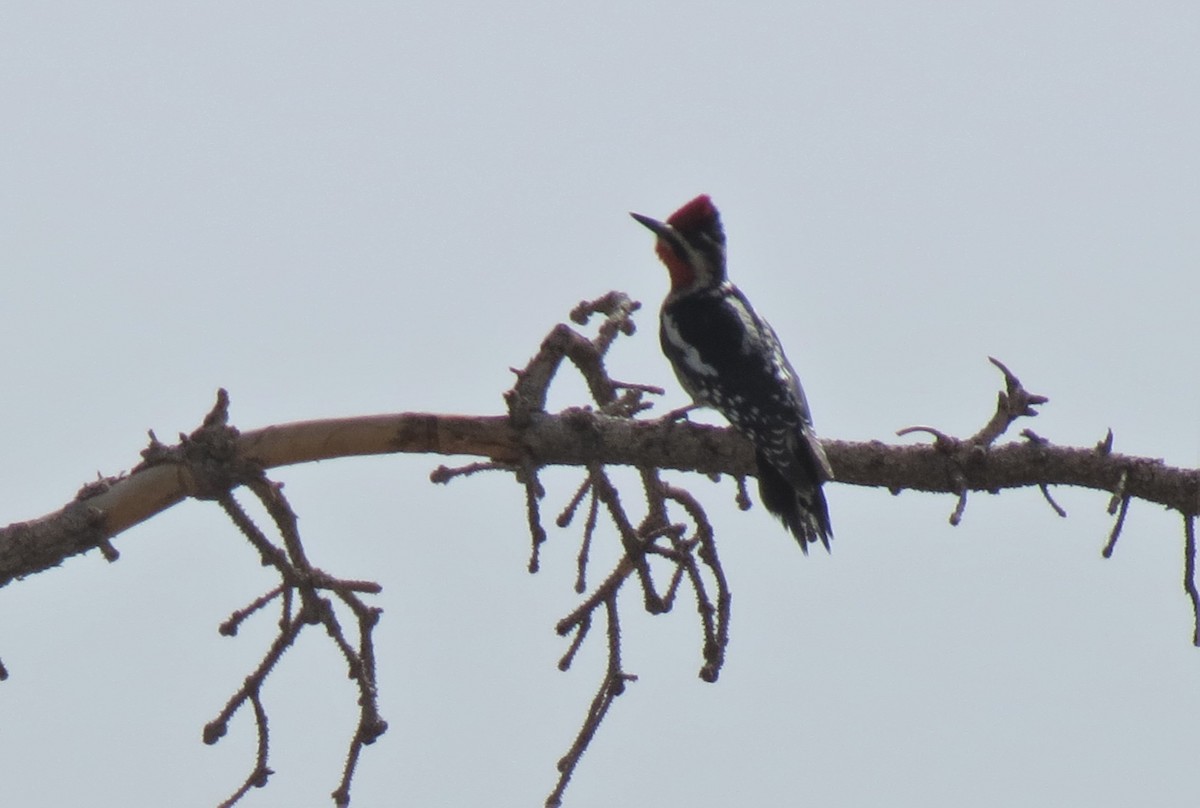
(631, 195, 727, 295)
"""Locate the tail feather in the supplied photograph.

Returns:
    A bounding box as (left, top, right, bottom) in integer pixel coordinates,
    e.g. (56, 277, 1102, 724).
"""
(755, 451, 833, 553)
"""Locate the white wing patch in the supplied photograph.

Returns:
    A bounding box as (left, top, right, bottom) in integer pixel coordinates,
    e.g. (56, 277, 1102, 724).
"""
(719, 284, 763, 359)
(721, 283, 798, 393)
(661, 311, 718, 378)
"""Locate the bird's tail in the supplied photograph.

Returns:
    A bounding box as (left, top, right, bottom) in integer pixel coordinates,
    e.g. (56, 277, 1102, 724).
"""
(755, 450, 833, 553)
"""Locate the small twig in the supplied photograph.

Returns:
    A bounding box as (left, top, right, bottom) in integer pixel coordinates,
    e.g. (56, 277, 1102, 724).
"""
(641, 524, 692, 613)
(897, 359, 1048, 531)
(574, 490, 599, 594)
(611, 380, 665, 397)
(248, 478, 314, 586)
(557, 615, 591, 672)
(1108, 469, 1129, 515)
(896, 425, 955, 450)
(1038, 484, 1068, 518)
(508, 294, 639, 420)
(945, 464, 970, 526)
(1184, 515, 1199, 647)
(733, 476, 752, 511)
(949, 488, 969, 526)
(659, 403, 699, 423)
(521, 463, 548, 574)
(327, 597, 387, 808)
(546, 596, 634, 808)
(570, 292, 641, 355)
(604, 596, 626, 691)
(590, 468, 664, 614)
(1102, 495, 1130, 558)
(429, 461, 517, 484)
(1021, 429, 1049, 446)
(601, 380, 664, 418)
(219, 493, 291, 574)
(204, 613, 305, 746)
(556, 558, 636, 640)
(971, 357, 1049, 446)
(216, 692, 272, 808)
(555, 476, 593, 529)
(660, 482, 728, 681)
(220, 586, 285, 637)
(96, 537, 120, 562)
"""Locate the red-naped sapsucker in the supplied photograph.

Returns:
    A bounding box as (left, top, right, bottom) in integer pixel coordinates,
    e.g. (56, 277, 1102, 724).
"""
(631, 195, 834, 551)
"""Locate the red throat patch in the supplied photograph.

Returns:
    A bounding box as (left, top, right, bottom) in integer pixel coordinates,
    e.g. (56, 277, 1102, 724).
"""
(655, 239, 695, 289)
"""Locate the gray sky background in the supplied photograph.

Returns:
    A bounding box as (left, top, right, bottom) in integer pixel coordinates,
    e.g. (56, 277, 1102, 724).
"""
(2, 3, 1199, 806)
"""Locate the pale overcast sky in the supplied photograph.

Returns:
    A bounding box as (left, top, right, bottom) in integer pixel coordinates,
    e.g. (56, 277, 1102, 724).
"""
(2, 3, 1199, 807)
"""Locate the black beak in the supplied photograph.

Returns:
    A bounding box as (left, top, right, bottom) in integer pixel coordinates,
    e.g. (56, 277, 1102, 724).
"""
(629, 211, 673, 239)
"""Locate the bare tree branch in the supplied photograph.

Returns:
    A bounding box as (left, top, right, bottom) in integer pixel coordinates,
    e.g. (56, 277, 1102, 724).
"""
(1, 290, 1198, 808)
(4, 409, 1196, 587)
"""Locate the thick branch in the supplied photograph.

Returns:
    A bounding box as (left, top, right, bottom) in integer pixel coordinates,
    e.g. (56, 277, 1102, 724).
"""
(2, 411, 1197, 586)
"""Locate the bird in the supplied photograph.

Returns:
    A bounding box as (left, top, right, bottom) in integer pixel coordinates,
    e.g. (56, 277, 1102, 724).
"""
(630, 194, 834, 551)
